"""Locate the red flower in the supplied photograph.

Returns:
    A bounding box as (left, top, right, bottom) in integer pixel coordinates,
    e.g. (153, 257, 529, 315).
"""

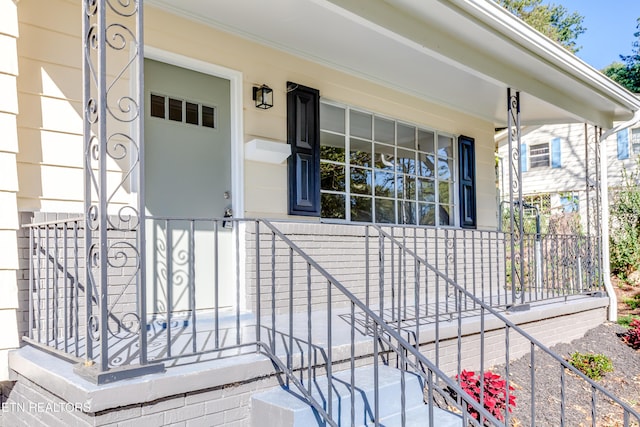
(454, 370, 517, 422)
(622, 319, 640, 349)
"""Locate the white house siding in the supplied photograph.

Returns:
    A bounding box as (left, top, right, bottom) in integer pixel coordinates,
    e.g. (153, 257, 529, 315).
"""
(502, 124, 585, 196)
(498, 123, 640, 235)
(0, 0, 21, 382)
(605, 125, 640, 189)
(143, 4, 499, 227)
(499, 123, 639, 196)
(1, 0, 502, 387)
(15, 0, 133, 214)
(11, 1, 499, 228)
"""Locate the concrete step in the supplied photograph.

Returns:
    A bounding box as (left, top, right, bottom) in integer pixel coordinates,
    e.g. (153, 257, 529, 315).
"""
(378, 405, 462, 427)
(251, 365, 462, 427)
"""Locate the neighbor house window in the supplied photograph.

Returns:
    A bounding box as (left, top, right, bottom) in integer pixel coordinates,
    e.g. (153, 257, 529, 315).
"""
(319, 102, 456, 226)
(558, 192, 579, 213)
(523, 193, 551, 216)
(632, 128, 640, 155)
(529, 143, 550, 168)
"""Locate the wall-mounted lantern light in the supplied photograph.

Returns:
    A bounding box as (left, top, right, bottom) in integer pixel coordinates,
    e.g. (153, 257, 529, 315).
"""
(252, 84, 274, 109)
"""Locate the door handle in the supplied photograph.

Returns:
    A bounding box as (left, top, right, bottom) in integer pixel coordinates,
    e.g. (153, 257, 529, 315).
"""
(223, 207, 233, 228)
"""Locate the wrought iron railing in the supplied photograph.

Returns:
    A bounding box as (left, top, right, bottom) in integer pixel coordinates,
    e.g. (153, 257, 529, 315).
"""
(23, 218, 633, 425)
(25, 216, 258, 371)
(26, 217, 85, 358)
(362, 225, 509, 318)
(254, 220, 502, 426)
(370, 224, 639, 426)
(356, 225, 602, 316)
(517, 232, 603, 302)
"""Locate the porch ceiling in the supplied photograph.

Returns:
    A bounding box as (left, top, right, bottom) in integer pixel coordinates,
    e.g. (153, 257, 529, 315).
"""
(147, 0, 640, 129)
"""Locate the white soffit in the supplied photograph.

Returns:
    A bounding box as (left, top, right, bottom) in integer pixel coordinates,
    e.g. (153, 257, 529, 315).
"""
(147, 0, 640, 128)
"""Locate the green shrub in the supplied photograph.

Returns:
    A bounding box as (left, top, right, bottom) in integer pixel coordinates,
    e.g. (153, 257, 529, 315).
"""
(568, 352, 613, 380)
(610, 162, 640, 278)
(618, 314, 640, 328)
(623, 295, 640, 310)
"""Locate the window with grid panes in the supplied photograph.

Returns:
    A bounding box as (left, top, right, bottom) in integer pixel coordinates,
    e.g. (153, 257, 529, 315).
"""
(559, 192, 579, 213)
(529, 143, 550, 168)
(319, 102, 456, 226)
(523, 193, 551, 216)
(632, 128, 640, 155)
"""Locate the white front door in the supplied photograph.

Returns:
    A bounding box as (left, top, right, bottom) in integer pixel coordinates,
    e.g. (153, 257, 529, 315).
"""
(144, 58, 234, 316)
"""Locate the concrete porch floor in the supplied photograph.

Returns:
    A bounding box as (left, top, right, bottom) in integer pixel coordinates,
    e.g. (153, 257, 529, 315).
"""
(7, 293, 608, 416)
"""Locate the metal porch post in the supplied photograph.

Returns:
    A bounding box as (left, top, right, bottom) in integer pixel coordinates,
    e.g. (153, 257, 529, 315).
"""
(584, 125, 603, 291)
(81, 0, 160, 383)
(506, 89, 526, 307)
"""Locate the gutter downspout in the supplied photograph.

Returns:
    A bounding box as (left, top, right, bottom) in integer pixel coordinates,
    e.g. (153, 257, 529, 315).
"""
(599, 110, 640, 322)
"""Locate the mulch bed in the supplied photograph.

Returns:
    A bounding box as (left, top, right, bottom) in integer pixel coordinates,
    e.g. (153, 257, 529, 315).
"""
(495, 322, 640, 426)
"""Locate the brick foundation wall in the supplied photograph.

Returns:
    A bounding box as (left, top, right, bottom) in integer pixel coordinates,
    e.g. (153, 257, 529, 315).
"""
(244, 222, 507, 316)
(418, 305, 607, 376)
(1, 372, 280, 427)
(16, 214, 31, 341)
(18, 217, 509, 316)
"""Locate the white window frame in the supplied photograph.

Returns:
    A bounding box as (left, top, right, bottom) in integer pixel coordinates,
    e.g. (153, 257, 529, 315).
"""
(631, 128, 640, 155)
(529, 142, 550, 169)
(319, 100, 458, 227)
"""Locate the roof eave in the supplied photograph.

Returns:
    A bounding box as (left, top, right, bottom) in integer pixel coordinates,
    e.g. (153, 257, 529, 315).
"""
(451, 0, 640, 115)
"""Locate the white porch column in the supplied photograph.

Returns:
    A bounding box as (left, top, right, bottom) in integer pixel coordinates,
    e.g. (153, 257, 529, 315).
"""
(598, 111, 640, 321)
(0, 0, 21, 381)
(599, 134, 616, 321)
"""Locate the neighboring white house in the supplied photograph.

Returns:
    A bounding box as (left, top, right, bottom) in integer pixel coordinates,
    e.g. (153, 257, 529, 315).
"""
(1, 0, 640, 425)
(497, 121, 640, 227)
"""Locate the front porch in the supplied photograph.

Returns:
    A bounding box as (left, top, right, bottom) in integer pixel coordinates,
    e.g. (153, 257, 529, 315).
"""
(4, 0, 640, 425)
(6, 294, 608, 426)
(7, 217, 633, 426)
(19, 218, 605, 372)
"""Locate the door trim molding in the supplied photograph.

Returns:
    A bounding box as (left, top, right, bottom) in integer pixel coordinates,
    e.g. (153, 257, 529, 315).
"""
(144, 47, 247, 311)
(144, 46, 245, 218)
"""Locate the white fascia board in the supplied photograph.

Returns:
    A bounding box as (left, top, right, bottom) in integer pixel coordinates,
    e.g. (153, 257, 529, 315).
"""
(326, 0, 638, 124)
(147, 0, 638, 127)
(449, 0, 640, 115)
(322, 0, 620, 126)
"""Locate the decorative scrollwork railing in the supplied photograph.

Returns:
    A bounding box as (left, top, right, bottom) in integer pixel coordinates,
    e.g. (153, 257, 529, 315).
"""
(83, 0, 145, 372)
(506, 88, 525, 305)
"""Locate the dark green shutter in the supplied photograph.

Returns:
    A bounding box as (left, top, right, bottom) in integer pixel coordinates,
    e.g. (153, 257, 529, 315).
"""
(458, 135, 476, 229)
(287, 82, 320, 216)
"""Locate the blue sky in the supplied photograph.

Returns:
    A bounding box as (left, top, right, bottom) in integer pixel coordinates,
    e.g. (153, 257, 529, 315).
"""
(553, 0, 639, 70)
